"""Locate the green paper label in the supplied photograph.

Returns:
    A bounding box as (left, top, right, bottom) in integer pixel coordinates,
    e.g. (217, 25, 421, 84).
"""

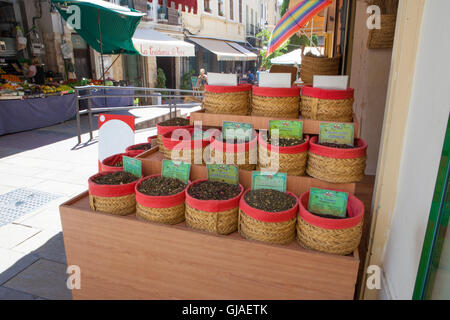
(161, 160, 191, 184)
(123, 156, 142, 178)
(222, 121, 253, 141)
(319, 123, 355, 146)
(269, 120, 303, 139)
(308, 188, 349, 218)
(251, 171, 287, 193)
(207, 164, 239, 185)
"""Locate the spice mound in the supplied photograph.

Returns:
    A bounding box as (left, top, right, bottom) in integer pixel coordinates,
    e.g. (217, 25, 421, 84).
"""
(92, 171, 138, 185)
(188, 181, 241, 200)
(138, 176, 186, 196)
(244, 189, 297, 212)
(158, 117, 190, 127)
(128, 143, 152, 151)
(267, 137, 305, 147)
(317, 142, 357, 149)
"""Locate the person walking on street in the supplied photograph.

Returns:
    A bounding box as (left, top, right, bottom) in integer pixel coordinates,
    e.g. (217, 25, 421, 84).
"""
(247, 70, 255, 85)
(197, 68, 208, 91)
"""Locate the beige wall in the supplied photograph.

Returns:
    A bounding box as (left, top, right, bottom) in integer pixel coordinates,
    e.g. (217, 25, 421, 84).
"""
(349, 0, 393, 175)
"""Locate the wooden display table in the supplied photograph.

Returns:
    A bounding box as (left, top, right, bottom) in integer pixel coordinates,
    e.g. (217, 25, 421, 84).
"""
(60, 149, 360, 299)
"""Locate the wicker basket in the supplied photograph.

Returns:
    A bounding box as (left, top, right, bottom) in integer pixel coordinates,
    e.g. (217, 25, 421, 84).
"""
(209, 135, 257, 171)
(301, 86, 354, 122)
(251, 86, 301, 119)
(258, 132, 309, 176)
(307, 136, 367, 183)
(135, 175, 188, 225)
(203, 84, 252, 115)
(297, 191, 364, 255)
(238, 189, 298, 245)
(185, 180, 244, 235)
(300, 54, 341, 84)
(161, 128, 214, 164)
(156, 121, 193, 154)
(367, 14, 396, 49)
(88, 171, 137, 215)
(100, 152, 136, 173)
(125, 140, 155, 157)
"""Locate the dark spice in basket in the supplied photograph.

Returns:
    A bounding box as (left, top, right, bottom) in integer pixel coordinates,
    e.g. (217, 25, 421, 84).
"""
(317, 142, 357, 149)
(267, 137, 305, 147)
(158, 117, 190, 127)
(244, 189, 296, 212)
(188, 181, 241, 200)
(138, 176, 186, 196)
(92, 171, 138, 185)
(128, 143, 152, 151)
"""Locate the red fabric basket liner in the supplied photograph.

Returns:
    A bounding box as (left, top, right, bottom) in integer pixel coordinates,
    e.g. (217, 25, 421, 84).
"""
(205, 84, 252, 93)
(135, 174, 189, 209)
(89, 171, 138, 198)
(210, 134, 257, 153)
(239, 189, 299, 223)
(301, 85, 354, 100)
(147, 135, 157, 143)
(185, 179, 244, 212)
(252, 86, 301, 97)
(299, 191, 364, 230)
(258, 132, 309, 154)
(156, 122, 193, 136)
(162, 128, 211, 150)
(101, 152, 135, 172)
(309, 136, 367, 159)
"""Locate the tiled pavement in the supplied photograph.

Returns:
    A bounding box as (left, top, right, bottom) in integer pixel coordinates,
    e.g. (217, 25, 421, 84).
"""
(0, 106, 199, 300)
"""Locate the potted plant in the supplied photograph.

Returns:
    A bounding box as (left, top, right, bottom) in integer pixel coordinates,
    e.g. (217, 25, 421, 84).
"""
(185, 179, 244, 235)
(239, 189, 298, 245)
(88, 171, 139, 215)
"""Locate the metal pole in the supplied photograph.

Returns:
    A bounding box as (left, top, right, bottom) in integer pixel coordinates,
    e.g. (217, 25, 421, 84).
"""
(75, 88, 82, 144)
(87, 89, 94, 141)
(97, 9, 106, 85)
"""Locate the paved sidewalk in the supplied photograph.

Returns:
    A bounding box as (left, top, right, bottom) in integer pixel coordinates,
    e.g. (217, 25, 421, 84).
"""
(0, 106, 198, 300)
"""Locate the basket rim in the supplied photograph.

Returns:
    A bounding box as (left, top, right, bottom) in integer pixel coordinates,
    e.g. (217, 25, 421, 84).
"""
(239, 189, 298, 223)
(126, 142, 153, 152)
(161, 128, 215, 150)
(88, 170, 138, 197)
(205, 83, 252, 93)
(101, 152, 136, 170)
(147, 134, 157, 143)
(299, 191, 364, 230)
(186, 179, 244, 212)
(309, 136, 367, 159)
(258, 131, 309, 154)
(301, 85, 354, 100)
(252, 85, 301, 97)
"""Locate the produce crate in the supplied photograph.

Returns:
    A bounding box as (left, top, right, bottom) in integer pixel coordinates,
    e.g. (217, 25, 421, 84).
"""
(189, 109, 359, 138)
(60, 161, 360, 300)
(137, 147, 356, 195)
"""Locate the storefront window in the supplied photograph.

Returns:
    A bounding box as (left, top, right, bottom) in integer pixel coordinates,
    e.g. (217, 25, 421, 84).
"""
(204, 0, 211, 13)
(218, 0, 224, 17)
(230, 0, 234, 20)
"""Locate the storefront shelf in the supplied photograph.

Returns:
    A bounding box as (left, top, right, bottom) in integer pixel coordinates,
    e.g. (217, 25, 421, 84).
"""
(189, 110, 360, 138)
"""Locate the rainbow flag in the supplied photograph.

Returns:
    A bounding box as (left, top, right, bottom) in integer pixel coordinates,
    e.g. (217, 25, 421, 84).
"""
(266, 0, 332, 57)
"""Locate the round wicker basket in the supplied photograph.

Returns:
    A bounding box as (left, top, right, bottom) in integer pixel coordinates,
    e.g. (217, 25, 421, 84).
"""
(238, 189, 298, 245)
(300, 54, 341, 84)
(203, 84, 252, 115)
(301, 86, 354, 122)
(185, 180, 244, 235)
(209, 135, 257, 170)
(88, 171, 138, 215)
(296, 191, 364, 255)
(307, 136, 367, 183)
(251, 86, 300, 118)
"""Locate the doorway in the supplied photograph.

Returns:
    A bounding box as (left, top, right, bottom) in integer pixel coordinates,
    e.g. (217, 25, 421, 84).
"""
(71, 34, 92, 80)
(156, 57, 176, 89)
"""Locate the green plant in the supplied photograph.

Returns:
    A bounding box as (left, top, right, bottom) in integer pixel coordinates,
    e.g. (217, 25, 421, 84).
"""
(156, 68, 166, 89)
(280, 0, 290, 16)
(181, 70, 195, 92)
(257, 29, 290, 70)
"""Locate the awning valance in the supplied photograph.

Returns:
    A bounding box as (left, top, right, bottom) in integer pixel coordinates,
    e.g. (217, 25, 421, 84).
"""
(188, 37, 257, 61)
(52, 0, 144, 55)
(132, 27, 195, 57)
